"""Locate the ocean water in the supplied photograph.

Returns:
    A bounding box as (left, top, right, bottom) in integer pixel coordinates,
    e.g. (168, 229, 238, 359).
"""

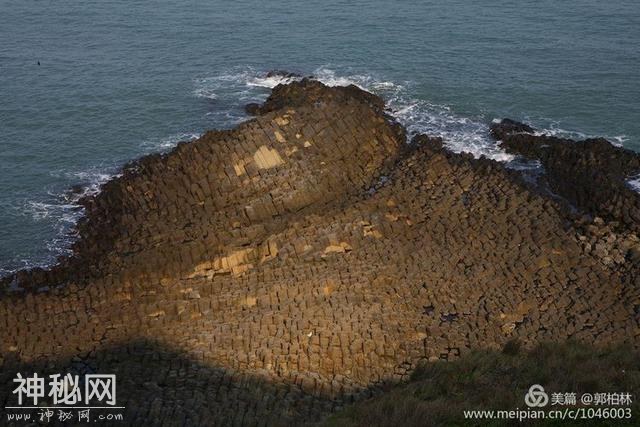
(1, 0, 639, 273)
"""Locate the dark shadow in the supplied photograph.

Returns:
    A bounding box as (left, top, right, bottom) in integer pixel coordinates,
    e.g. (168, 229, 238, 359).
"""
(1, 339, 346, 426)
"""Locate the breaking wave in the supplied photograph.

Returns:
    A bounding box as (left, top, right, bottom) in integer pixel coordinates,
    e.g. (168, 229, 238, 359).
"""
(141, 132, 201, 152)
(192, 66, 515, 161)
(527, 118, 628, 147)
(9, 66, 638, 274)
(627, 174, 640, 192)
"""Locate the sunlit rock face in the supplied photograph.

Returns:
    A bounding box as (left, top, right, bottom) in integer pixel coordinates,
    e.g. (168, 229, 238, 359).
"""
(1, 80, 638, 425)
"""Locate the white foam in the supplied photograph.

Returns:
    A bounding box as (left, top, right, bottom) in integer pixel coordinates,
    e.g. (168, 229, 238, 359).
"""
(193, 69, 270, 127)
(627, 174, 640, 193)
(194, 72, 250, 102)
(196, 67, 522, 162)
(20, 129, 204, 271)
(204, 109, 248, 126)
(303, 68, 512, 161)
(141, 132, 200, 152)
(312, 68, 368, 88)
(63, 168, 122, 201)
(507, 159, 543, 172)
(10, 164, 126, 273)
(304, 70, 635, 162)
(17, 67, 581, 274)
(193, 86, 218, 100)
(5, 196, 82, 274)
(610, 135, 629, 147)
(247, 74, 302, 88)
(9, 66, 637, 278)
(26, 201, 78, 221)
(530, 119, 628, 147)
(382, 91, 512, 161)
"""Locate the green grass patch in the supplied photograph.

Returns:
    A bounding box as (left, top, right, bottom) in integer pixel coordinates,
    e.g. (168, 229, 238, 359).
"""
(323, 341, 640, 426)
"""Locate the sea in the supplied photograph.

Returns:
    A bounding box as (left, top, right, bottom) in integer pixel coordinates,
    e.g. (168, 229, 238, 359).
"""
(1, 0, 639, 273)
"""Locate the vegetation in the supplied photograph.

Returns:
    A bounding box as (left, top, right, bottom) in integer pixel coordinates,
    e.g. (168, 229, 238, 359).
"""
(324, 341, 640, 426)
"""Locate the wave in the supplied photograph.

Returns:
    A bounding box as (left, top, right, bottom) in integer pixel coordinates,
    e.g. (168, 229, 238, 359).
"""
(2, 167, 121, 274)
(627, 174, 640, 192)
(2, 197, 81, 275)
(247, 74, 302, 88)
(310, 68, 515, 162)
(525, 117, 629, 148)
(193, 86, 218, 100)
(195, 66, 640, 197)
(5, 127, 209, 274)
(141, 132, 201, 152)
(192, 66, 516, 162)
(10, 66, 638, 274)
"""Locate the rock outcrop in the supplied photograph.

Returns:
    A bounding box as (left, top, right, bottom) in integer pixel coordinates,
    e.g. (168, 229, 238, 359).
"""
(1, 82, 639, 425)
(491, 119, 640, 232)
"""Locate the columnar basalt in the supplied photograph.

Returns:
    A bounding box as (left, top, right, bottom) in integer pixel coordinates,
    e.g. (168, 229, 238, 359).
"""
(1, 81, 639, 425)
(491, 119, 640, 231)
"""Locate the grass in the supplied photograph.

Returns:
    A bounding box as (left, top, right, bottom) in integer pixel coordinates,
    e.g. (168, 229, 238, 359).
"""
(323, 341, 640, 426)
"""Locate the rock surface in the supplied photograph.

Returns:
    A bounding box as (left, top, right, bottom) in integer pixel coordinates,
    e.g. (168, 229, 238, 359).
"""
(491, 119, 640, 231)
(1, 83, 639, 425)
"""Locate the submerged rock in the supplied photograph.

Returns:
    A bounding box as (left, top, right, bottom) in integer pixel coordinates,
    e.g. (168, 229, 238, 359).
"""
(244, 102, 262, 115)
(265, 69, 302, 79)
(489, 118, 534, 140)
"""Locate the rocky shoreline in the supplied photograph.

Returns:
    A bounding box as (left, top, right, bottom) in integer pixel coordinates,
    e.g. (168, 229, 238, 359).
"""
(1, 79, 639, 425)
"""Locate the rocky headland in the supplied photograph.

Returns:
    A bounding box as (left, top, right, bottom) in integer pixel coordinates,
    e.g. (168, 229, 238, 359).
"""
(1, 79, 639, 425)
